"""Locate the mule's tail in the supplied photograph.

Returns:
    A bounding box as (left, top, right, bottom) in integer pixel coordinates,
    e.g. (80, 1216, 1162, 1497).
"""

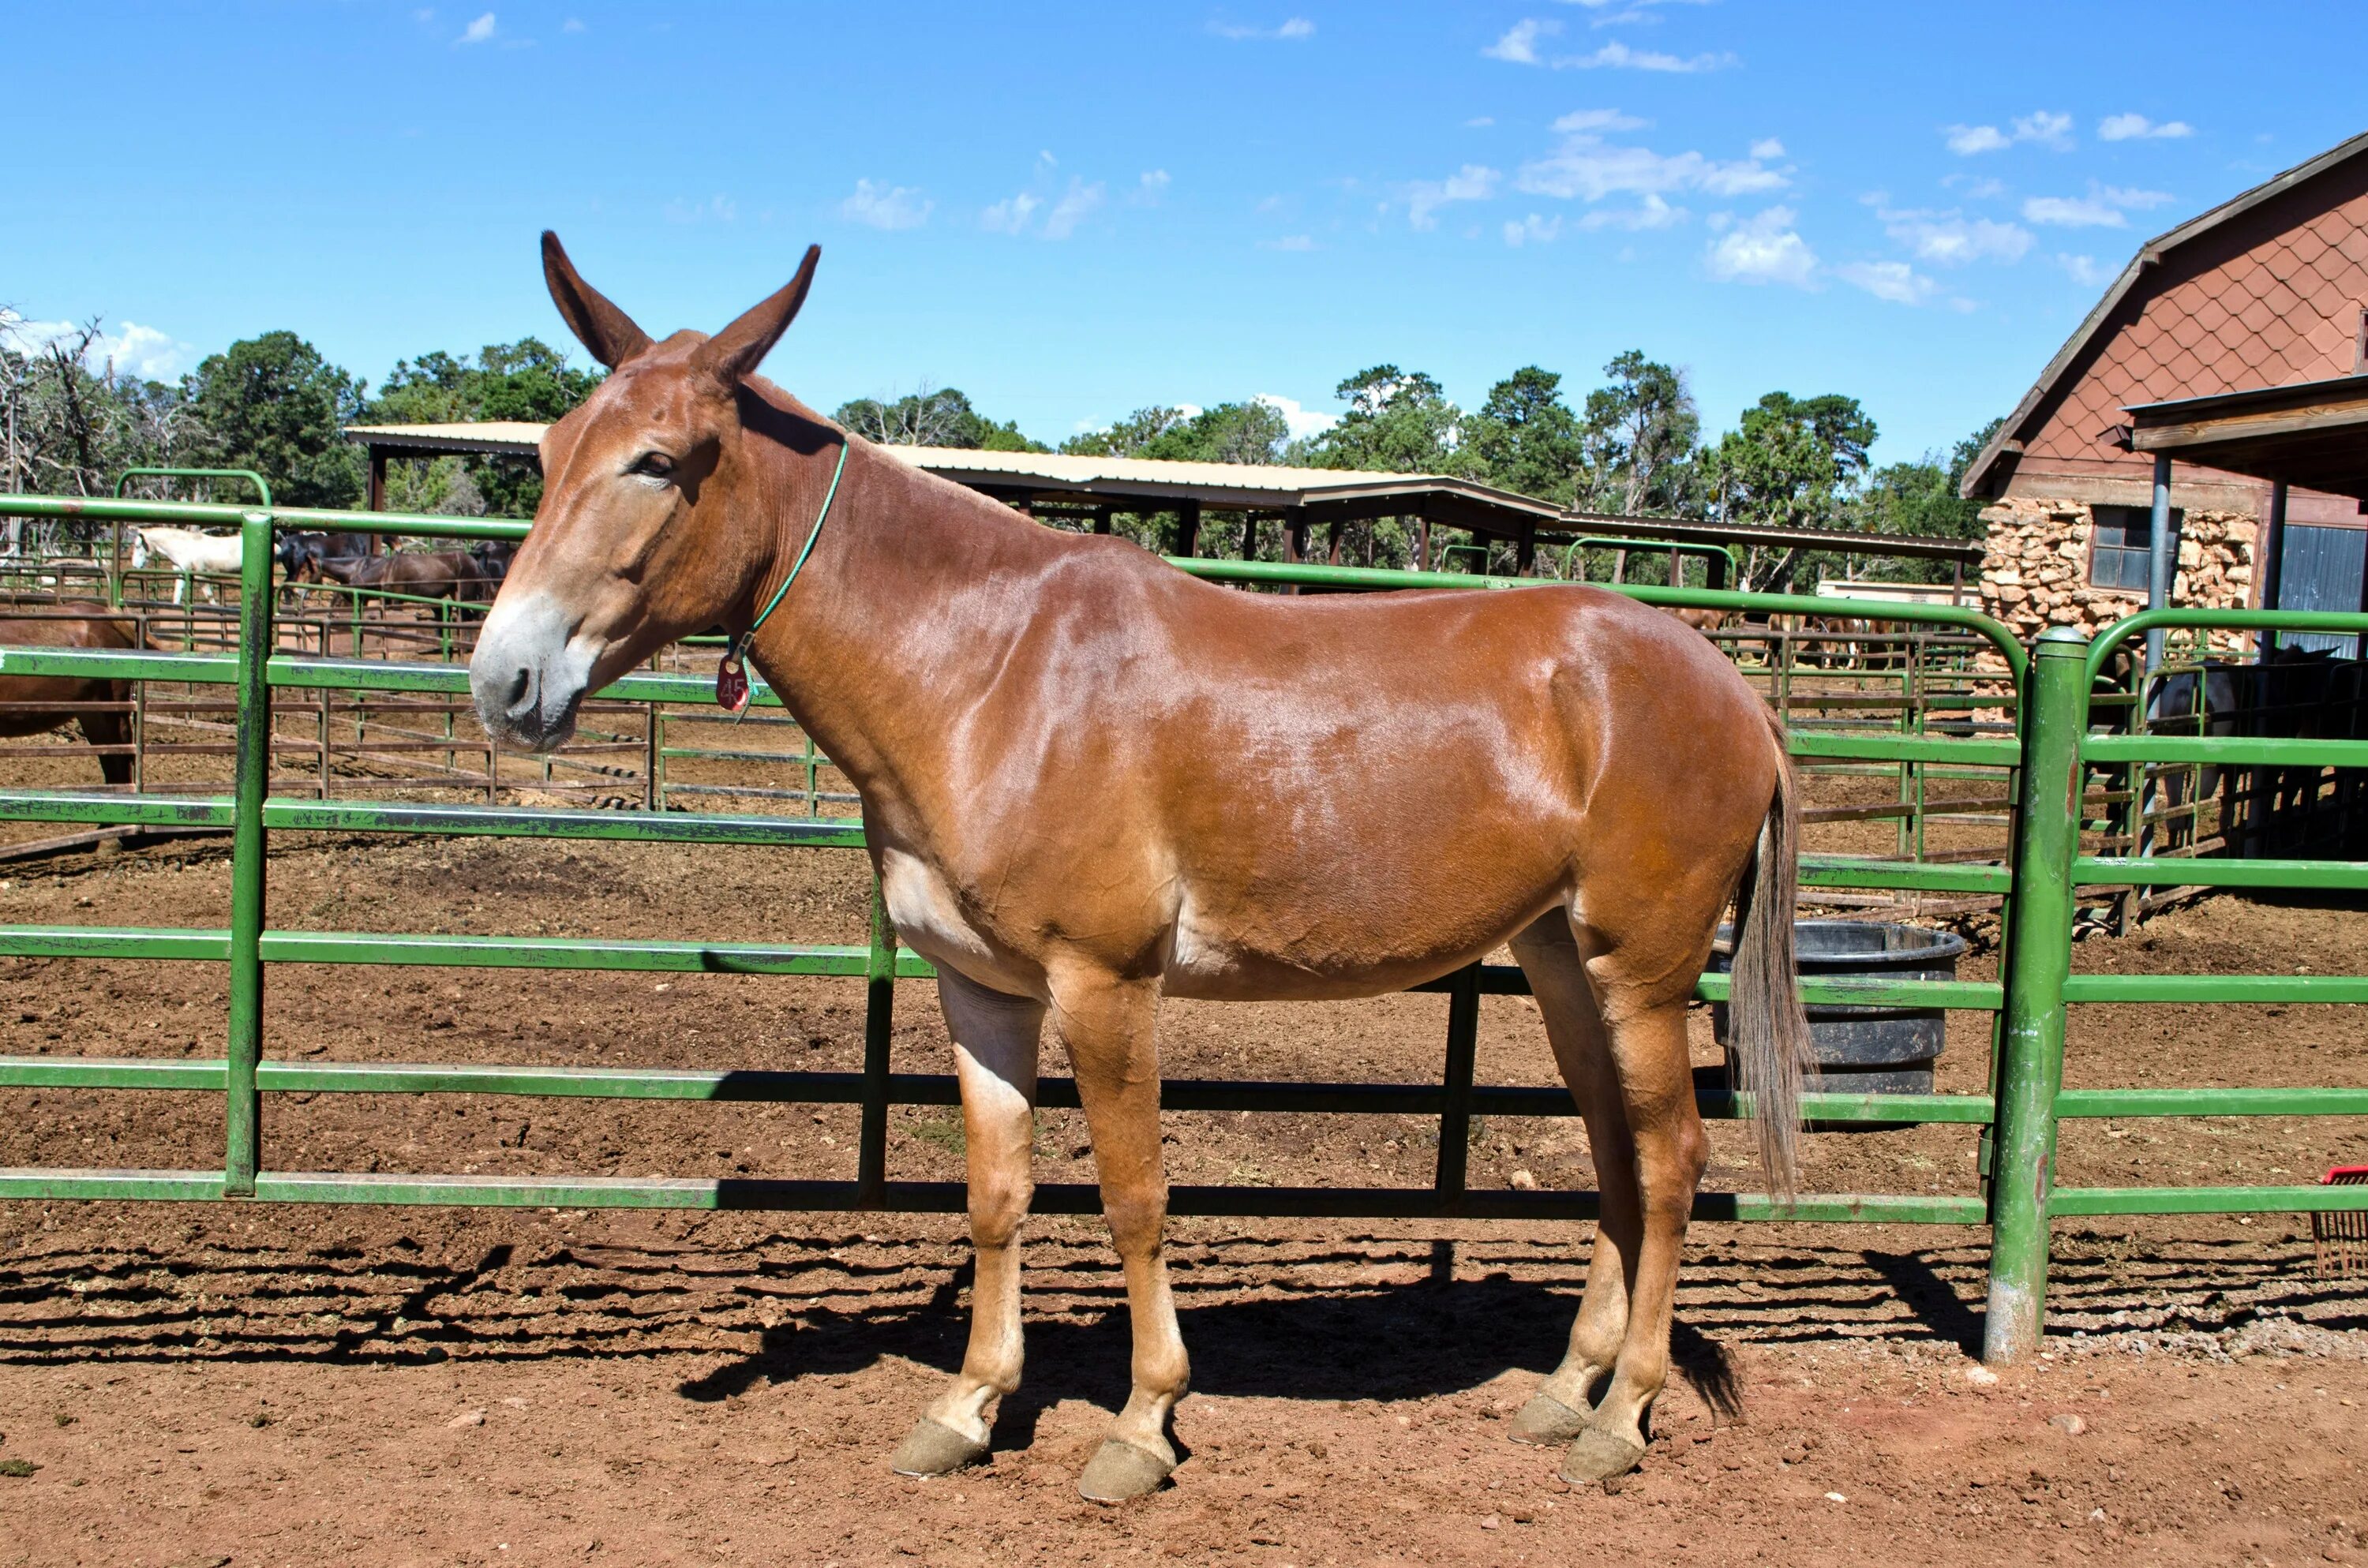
(1729, 706, 1817, 1198)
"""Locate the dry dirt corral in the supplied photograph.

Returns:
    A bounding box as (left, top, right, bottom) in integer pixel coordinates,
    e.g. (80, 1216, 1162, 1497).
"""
(0, 829, 2361, 1567)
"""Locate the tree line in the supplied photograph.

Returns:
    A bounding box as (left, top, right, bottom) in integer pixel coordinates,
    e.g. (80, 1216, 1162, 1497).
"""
(2, 316, 1996, 586)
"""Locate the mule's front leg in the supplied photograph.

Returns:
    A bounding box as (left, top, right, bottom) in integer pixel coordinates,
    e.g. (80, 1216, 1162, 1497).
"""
(1056, 973, 1187, 1503)
(890, 971, 1044, 1478)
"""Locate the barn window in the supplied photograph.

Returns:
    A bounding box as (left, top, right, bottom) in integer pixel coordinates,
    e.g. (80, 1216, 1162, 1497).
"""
(2089, 503, 2183, 592)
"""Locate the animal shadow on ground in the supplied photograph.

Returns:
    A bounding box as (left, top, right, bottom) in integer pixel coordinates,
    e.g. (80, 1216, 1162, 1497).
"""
(6, 1227, 2356, 1428)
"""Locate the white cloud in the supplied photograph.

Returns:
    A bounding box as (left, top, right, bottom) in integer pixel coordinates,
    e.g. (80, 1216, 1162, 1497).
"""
(2010, 110, 2074, 150)
(663, 194, 736, 224)
(1578, 192, 1684, 230)
(1406, 163, 1501, 229)
(1838, 259, 1937, 305)
(2, 316, 195, 380)
(1042, 179, 1106, 240)
(1465, 116, 1495, 128)
(1136, 169, 1171, 201)
(1517, 118, 1784, 201)
(456, 11, 494, 43)
(2021, 182, 2171, 228)
(1881, 209, 2033, 265)
(839, 178, 931, 231)
(2058, 253, 2115, 287)
(1552, 107, 1647, 133)
(1563, 0, 1716, 22)
(1562, 39, 1733, 71)
(1211, 17, 1314, 40)
(982, 192, 1040, 234)
(1259, 234, 1317, 252)
(1704, 206, 1815, 287)
(1484, 18, 1557, 63)
(1944, 110, 2074, 155)
(1255, 394, 1336, 440)
(1749, 137, 1785, 160)
(2099, 112, 2193, 141)
(561, 16, 583, 32)
(1503, 213, 1563, 246)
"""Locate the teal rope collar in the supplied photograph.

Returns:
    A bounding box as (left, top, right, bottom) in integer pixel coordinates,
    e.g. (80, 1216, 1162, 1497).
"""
(716, 439, 849, 713)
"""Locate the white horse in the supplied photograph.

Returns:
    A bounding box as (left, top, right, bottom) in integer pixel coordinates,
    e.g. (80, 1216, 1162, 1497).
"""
(129, 527, 246, 604)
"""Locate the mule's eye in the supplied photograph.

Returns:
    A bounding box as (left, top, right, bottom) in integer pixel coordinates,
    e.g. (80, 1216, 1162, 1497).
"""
(628, 451, 676, 480)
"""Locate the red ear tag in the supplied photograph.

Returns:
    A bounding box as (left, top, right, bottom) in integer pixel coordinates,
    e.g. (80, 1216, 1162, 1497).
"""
(716, 653, 751, 715)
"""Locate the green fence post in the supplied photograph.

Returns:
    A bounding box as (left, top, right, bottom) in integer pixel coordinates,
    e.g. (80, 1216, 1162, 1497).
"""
(224, 509, 276, 1196)
(1982, 626, 2084, 1364)
(854, 881, 898, 1207)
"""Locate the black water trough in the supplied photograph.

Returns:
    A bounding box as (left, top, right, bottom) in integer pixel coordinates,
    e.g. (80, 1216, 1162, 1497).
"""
(1709, 920, 1969, 1102)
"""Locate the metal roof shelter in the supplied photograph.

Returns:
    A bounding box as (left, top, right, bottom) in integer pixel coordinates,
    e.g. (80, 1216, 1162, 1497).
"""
(345, 422, 1562, 569)
(345, 421, 1976, 585)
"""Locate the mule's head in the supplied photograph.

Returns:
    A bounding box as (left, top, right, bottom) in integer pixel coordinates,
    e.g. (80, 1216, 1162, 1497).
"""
(470, 232, 822, 752)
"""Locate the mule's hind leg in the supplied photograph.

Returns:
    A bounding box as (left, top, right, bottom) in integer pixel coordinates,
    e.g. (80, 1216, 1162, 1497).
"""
(891, 970, 1045, 1477)
(1561, 993, 1707, 1483)
(1506, 914, 1638, 1447)
(1053, 970, 1187, 1503)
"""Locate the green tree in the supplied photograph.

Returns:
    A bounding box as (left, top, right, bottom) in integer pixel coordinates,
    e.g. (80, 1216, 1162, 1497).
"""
(1705, 391, 1879, 589)
(1063, 401, 1290, 466)
(833, 386, 1045, 452)
(1577, 350, 1700, 515)
(368, 337, 600, 515)
(1304, 365, 1472, 476)
(185, 331, 365, 508)
(1845, 417, 2003, 583)
(1463, 366, 1581, 504)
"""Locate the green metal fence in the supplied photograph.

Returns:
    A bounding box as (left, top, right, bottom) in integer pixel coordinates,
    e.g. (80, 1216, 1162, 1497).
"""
(0, 496, 2358, 1366)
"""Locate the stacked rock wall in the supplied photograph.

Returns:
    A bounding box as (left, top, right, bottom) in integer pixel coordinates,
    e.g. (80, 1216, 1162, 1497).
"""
(1976, 498, 2257, 646)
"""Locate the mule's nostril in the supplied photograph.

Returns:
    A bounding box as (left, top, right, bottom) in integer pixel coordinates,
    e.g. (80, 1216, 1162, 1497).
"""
(503, 665, 535, 717)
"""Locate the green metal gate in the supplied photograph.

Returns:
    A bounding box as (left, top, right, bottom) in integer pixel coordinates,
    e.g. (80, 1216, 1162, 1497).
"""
(0, 494, 2359, 1367)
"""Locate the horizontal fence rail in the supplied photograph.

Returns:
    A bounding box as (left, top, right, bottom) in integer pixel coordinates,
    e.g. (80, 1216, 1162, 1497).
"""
(0, 492, 2360, 1368)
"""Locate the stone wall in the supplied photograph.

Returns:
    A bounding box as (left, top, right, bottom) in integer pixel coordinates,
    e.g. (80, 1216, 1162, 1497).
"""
(1977, 497, 2257, 646)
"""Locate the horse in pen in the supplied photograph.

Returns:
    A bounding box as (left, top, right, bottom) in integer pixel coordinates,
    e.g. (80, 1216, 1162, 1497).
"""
(466, 234, 1816, 1501)
(0, 608, 151, 787)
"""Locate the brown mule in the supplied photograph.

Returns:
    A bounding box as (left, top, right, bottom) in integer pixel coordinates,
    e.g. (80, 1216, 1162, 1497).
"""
(469, 235, 1815, 1501)
(0, 608, 148, 786)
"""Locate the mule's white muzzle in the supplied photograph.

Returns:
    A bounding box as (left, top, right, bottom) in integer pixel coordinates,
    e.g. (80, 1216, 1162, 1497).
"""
(469, 591, 599, 753)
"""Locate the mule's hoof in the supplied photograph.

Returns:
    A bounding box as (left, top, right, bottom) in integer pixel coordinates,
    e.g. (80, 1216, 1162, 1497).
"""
(1077, 1439, 1175, 1503)
(1557, 1427, 1647, 1485)
(1508, 1390, 1593, 1447)
(890, 1416, 988, 1477)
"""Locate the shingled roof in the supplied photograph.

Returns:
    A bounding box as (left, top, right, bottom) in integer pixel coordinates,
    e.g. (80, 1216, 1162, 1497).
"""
(1961, 129, 2368, 504)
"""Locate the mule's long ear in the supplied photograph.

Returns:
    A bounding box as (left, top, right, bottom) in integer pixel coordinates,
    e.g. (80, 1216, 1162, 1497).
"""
(541, 230, 653, 370)
(695, 245, 820, 388)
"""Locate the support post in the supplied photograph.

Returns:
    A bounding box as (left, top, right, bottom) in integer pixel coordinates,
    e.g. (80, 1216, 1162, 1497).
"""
(224, 509, 275, 1197)
(1983, 627, 2084, 1364)
(2258, 481, 2287, 661)
(855, 880, 898, 1208)
(1169, 500, 1200, 558)
(2145, 454, 2172, 674)
(1433, 964, 1481, 1198)
(1238, 515, 1257, 562)
(367, 449, 386, 513)
(1092, 506, 1113, 537)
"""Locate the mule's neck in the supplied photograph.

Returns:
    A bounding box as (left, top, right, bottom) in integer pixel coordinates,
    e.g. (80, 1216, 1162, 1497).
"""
(732, 400, 1063, 825)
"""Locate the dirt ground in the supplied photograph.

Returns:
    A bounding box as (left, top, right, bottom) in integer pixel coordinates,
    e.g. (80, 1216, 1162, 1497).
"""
(0, 797, 2362, 1564)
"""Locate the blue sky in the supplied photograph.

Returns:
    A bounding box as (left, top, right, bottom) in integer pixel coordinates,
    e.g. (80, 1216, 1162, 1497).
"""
(7, 2, 2362, 466)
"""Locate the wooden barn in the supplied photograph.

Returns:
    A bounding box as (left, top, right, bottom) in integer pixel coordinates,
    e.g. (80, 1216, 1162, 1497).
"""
(1962, 128, 2368, 651)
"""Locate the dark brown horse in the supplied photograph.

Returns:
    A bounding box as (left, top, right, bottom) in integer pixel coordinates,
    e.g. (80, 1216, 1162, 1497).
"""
(470, 235, 1812, 1502)
(0, 608, 147, 786)
(313, 548, 484, 601)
